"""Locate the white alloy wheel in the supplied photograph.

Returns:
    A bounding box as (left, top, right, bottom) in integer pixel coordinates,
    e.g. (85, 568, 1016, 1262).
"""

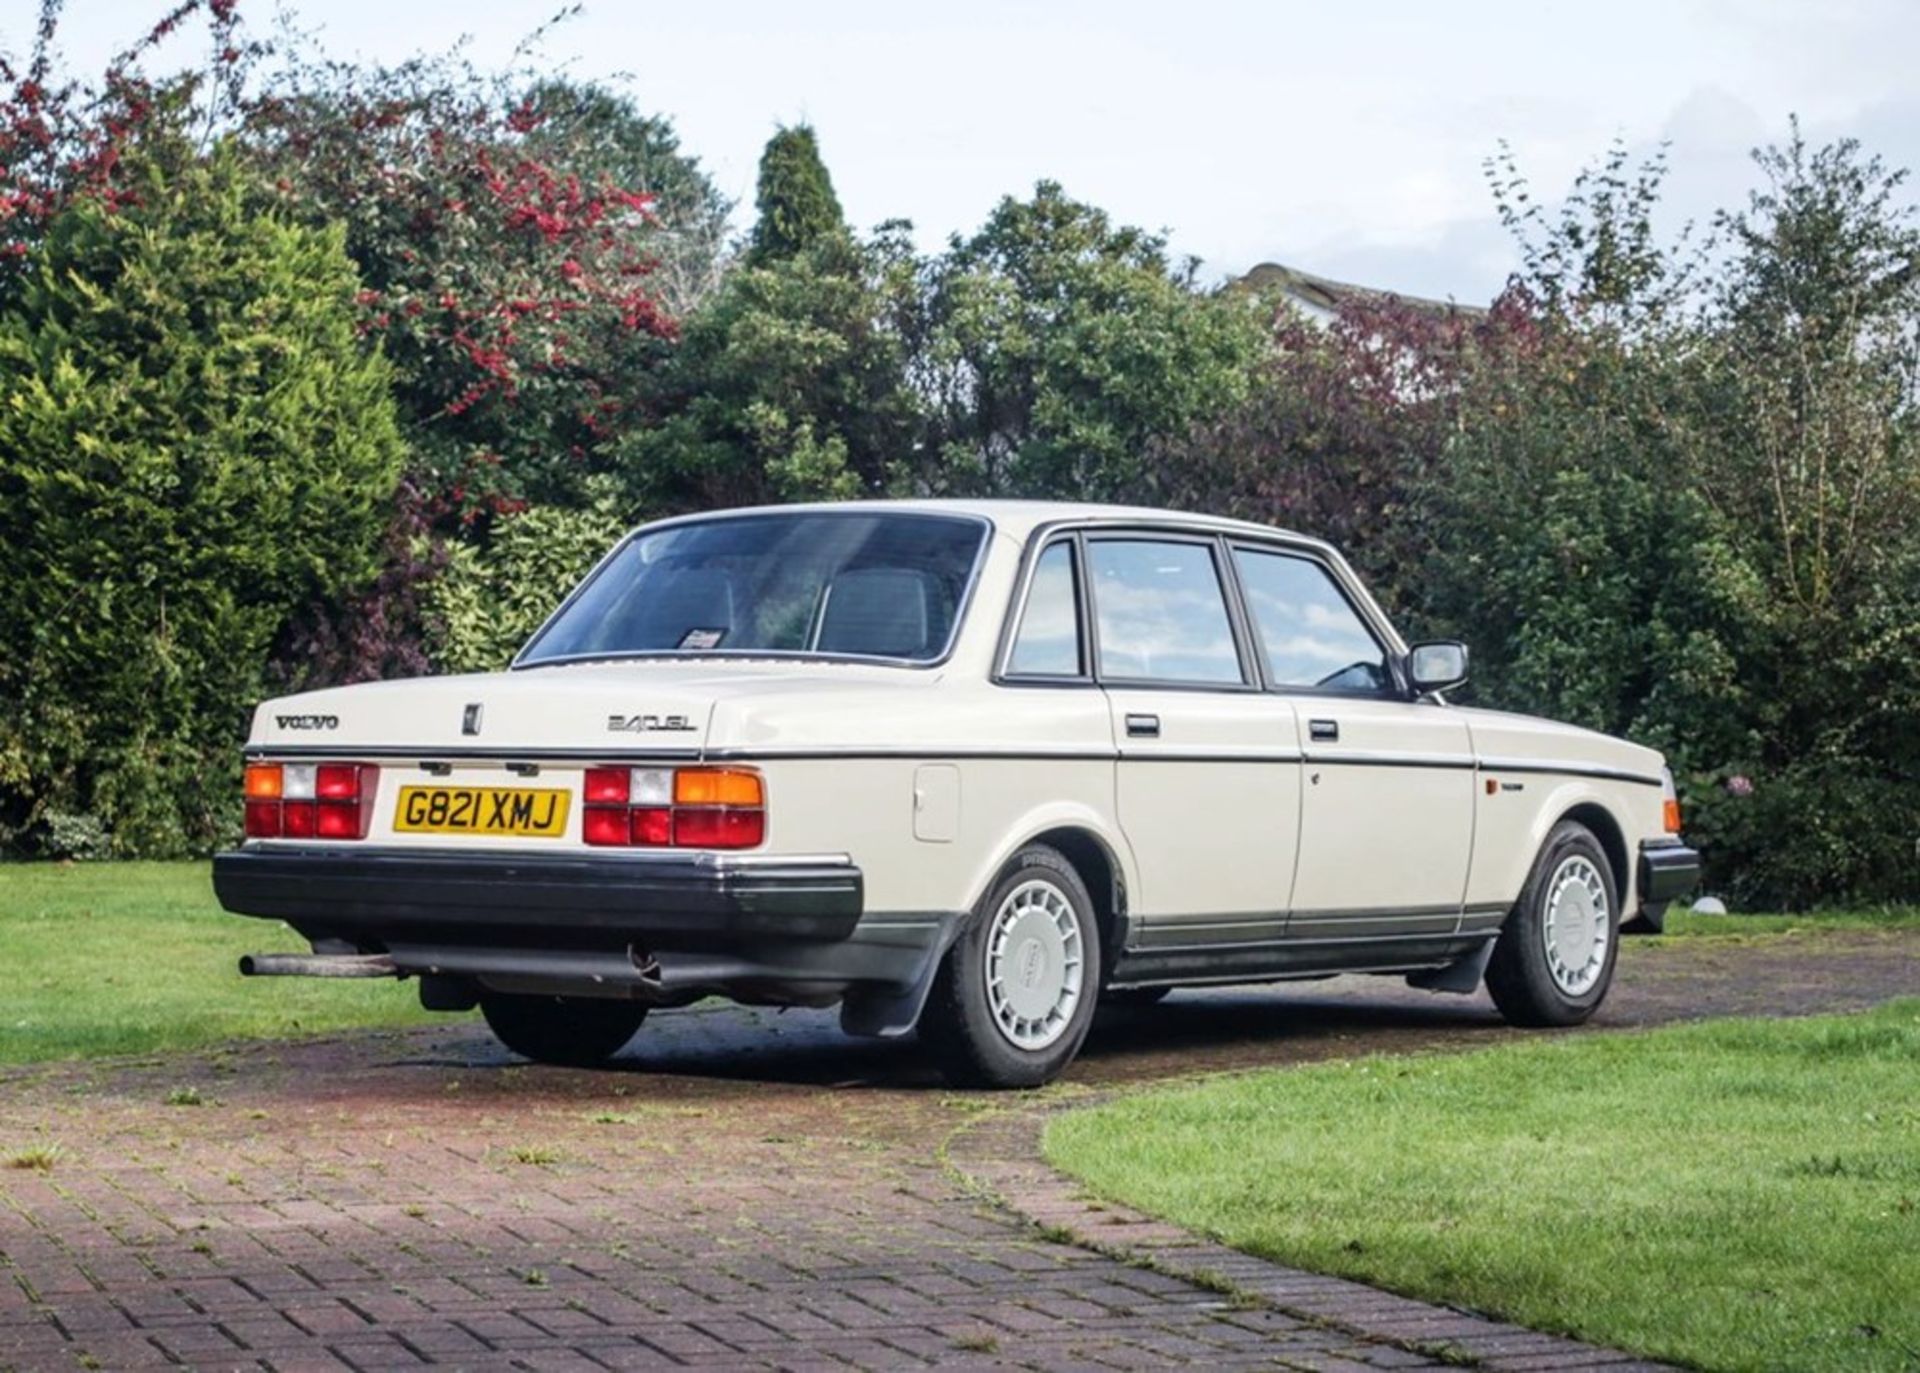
(983, 877, 1085, 1050)
(1542, 854, 1611, 996)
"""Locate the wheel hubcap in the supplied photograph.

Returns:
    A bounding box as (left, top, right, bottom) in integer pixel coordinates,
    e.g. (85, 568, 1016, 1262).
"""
(984, 878, 1084, 1050)
(1543, 855, 1610, 996)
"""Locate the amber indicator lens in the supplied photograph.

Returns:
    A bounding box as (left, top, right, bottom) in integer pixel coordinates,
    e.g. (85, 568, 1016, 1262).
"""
(674, 768, 764, 807)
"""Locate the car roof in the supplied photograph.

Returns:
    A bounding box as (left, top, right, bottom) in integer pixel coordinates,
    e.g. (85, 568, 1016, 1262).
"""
(638, 498, 1311, 546)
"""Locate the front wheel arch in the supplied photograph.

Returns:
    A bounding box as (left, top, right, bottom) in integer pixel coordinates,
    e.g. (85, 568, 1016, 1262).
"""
(1560, 801, 1629, 906)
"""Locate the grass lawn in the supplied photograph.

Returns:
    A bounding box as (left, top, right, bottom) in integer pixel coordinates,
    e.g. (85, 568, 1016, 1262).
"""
(1657, 905, 1920, 938)
(0, 861, 446, 1065)
(1049, 1001, 1920, 1372)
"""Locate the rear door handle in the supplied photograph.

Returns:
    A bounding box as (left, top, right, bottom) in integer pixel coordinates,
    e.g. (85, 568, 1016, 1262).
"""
(1126, 713, 1161, 738)
(1308, 718, 1339, 743)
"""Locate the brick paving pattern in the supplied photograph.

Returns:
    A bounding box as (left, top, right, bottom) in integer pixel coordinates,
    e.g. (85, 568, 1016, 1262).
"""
(3, 929, 1914, 1370)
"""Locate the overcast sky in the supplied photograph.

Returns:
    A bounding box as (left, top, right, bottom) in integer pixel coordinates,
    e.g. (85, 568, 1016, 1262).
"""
(22, 0, 1920, 302)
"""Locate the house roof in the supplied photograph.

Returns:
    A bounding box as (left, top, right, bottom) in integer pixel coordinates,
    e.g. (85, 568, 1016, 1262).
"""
(1239, 261, 1487, 320)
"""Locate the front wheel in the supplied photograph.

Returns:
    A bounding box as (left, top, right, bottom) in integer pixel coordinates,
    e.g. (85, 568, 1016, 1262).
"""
(1485, 820, 1620, 1027)
(480, 993, 648, 1068)
(921, 844, 1102, 1089)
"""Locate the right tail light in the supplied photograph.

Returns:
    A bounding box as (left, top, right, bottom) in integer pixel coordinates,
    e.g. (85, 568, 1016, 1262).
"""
(582, 766, 765, 850)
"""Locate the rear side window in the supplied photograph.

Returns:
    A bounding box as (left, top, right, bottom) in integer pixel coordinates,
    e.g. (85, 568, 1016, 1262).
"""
(1087, 539, 1244, 685)
(1007, 542, 1083, 677)
(1233, 547, 1391, 693)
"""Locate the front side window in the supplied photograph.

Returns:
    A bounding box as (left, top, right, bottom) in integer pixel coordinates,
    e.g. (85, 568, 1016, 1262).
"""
(518, 512, 987, 666)
(1087, 539, 1244, 685)
(1006, 542, 1083, 677)
(1233, 547, 1391, 693)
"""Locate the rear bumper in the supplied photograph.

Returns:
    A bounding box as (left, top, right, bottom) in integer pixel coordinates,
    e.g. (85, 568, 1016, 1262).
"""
(214, 844, 959, 1037)
(212, 844, 864, 945)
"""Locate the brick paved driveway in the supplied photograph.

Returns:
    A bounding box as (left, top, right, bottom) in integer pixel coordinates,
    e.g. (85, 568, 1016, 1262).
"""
(2, 930, 1914, 1372)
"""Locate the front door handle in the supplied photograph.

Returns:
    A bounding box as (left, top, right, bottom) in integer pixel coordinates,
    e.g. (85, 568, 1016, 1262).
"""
(1308, 718, 1339, 743)
(1126, 713, 1160, 738)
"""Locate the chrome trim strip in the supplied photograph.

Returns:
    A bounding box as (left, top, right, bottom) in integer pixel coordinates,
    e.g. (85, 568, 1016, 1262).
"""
(703, 747, 1303, 764)
(705, 746, 1119, 762)
(240, 842, 856, 870)
(1134, 930, 1477, 955)
(1477, 757, 1664, 788)
(1131, 903, 1509, 950)
(1115, 748, 1306, 763)
(1304, 750, 1478, 771)
(246, 746, 705, 762)
(247, 745, 1656, 786)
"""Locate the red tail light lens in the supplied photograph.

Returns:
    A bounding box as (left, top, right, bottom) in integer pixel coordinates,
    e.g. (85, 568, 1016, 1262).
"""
(242, 763, 378, 840)
(584, 767, 631, 804)
(282, 801, 317, 838)
(582, 805, 630, 847)
(244, 800, 281, 837)
(673, 807, 764, 849)
(632, 806, 673, 847)
(582, 766, 765, 850)
(316, 765, 362, 800)
(316, 802, 362, 839)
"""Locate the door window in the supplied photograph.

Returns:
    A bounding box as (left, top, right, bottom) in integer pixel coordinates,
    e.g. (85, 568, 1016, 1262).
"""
(1088, 540, 1245, 685)
(1007, 542, 1084, 677)
(1233, 547, 1390, 693)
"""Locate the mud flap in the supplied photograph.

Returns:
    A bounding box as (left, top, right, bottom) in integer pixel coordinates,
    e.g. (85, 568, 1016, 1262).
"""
(838, 912, 967, 1038)
(1405, 936, 1496, 995)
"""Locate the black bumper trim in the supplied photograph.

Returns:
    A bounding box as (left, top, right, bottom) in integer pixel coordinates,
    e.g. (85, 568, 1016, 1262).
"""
(212, 846, 864, 945)
(1638, 839, 1702, 905)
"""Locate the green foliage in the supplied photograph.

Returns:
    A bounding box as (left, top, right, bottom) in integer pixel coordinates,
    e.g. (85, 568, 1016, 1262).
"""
(0, 140, 404, 856)
(746, 124, 847, 266)
(1153, 295, 1483, 616)
(425, 482, 629, 673)
(1486, 137, 1691, 329)
(917, 182, 1267, 500)
(1415, 132, 1920, 907)
(520, 80, 732, 317)
(245, 68, 683, 521)
(625, 229, 922, 507)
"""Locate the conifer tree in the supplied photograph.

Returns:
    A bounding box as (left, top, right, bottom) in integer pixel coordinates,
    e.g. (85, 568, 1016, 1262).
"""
(746, 124, 848, 264)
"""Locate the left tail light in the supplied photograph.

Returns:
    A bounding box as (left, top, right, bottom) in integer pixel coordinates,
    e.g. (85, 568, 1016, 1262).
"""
(1661, 767, 1682, 835)
(244, 763, 379, 840)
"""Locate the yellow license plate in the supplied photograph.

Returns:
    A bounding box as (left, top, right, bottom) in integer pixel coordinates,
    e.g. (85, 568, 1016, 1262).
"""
(393, 786, 572, 837)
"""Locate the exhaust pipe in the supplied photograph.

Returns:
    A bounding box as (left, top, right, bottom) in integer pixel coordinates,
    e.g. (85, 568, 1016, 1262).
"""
(239, 952, 399, 979)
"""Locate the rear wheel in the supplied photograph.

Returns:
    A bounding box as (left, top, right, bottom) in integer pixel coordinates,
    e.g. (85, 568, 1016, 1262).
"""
(1485, 820, 1619, 1027)
(921, 844, 1102, 1089)
(480, 993, 648, 1067)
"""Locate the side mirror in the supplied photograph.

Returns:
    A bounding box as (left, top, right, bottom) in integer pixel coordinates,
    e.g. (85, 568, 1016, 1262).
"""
(1406, 640, 1469, 695)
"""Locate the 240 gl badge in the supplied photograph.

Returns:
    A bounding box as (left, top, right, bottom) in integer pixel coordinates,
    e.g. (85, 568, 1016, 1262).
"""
(607, 713, 698, 733)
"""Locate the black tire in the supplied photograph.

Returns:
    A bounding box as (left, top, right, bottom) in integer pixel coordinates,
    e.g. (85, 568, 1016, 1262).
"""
(480, 993, 649, 1068)
(1485, 820, 1620, 1027)
(1101, 985, 1172, 1007)
(921, 844, 1103, 1089)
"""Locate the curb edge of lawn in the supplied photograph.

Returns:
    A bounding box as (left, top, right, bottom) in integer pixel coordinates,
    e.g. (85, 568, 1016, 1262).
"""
(943, 1098, 1677, 1373)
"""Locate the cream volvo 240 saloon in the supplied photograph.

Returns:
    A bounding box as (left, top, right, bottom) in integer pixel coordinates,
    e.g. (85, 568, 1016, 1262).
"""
(215, 501, 1701, 1087)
